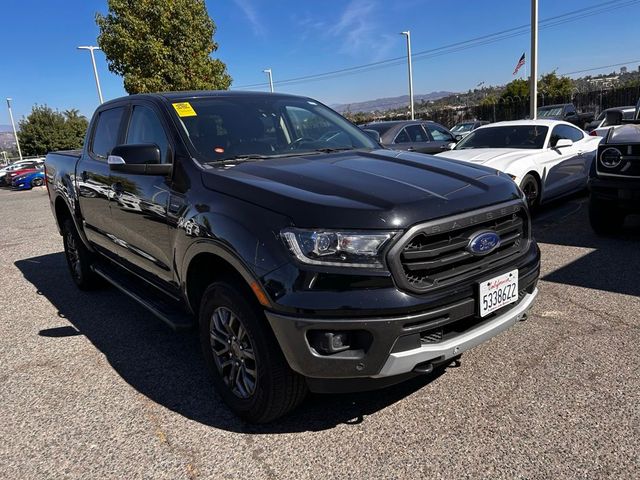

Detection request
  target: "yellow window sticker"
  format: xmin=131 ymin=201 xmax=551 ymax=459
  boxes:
xmin=172 ymin=102 xmax=197 ymax=117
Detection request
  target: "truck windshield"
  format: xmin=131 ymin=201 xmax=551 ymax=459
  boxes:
xmin=455 ymin=125 xmax=548 ymax=150
xmin=170 ymin=96 xmax=378 ymax=162
xmin=451 ymin=123 xmax=475 ymax=133
xmin=537 ymin=107 xmax=563 ymax=117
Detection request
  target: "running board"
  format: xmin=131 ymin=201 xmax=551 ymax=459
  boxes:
xmin=91 ymin=264 xmax=195 ymax=331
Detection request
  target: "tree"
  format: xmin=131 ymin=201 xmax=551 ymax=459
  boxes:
xmin=538 ymin=72 xmax=574 ymax=98
xmin=501 ymin=79 xmax=529 ymax=99
xmin=96 ymin=0 xmax=231 ymax=94
xmin=17 ymin=106 xmax=89 ymax=156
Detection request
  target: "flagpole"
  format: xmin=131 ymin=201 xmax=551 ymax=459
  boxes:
xmin=530 ymin=0 xmax=538 ymax=119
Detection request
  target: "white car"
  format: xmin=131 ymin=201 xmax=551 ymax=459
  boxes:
xmin=435 ymin=120 xmax=601 ymax=207
xmin=588 ymin=106 xmax=636 ymax=137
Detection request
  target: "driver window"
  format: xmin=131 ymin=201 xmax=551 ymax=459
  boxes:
xmin=126 ymin=106 xmax=170 ymax=163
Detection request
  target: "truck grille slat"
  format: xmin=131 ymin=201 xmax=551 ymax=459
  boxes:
xmin=388 ymin=201 xmax=530 ymax=293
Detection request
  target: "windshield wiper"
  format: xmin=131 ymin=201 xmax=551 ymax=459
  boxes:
xmin=308 ymin=147 xmax=355 ymax=153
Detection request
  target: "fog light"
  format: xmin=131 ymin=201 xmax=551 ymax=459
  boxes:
xmin=308 ymin=331 xmax=351 ymax=354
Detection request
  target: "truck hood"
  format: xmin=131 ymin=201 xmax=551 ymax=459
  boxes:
xmin=201 ymin=149 xmax=521 ymax=229
xmin=436 ymin=148 xmax=534 ymax=165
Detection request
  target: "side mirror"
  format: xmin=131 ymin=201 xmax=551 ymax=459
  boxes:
xmin=108 ymin=144 xmax=171 ymax=175
xmin=362 ymin=129 xmax=381 ymax=143
xmin=605 ymin=110 xmax=623 ymax=127
xmin=454 ymin=134 xmax=463 ymax=142
xmin=554 ymin=138 xmax=573 ymax=149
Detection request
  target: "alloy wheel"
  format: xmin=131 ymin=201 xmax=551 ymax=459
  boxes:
xmin=65 ymin=229 xmax=82 ymax=280
xmin=209 ymin=306 xmax=257 ymax=399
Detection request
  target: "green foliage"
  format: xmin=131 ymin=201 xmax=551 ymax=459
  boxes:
xmin=501 ymin=79 xmax=529 ymax=99
xmin=96 ymin=0 xmax=231 ymax=94
xmin=17 ymin=105 xmax=89 ymax=156
xmin=538 ymin=72 xmax=574 ymax=97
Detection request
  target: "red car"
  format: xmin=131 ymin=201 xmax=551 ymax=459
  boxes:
xmin=5 ymin=167 xmax=42 ymax=183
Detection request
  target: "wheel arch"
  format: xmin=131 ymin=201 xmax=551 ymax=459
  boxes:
xmin=182 ymin=242 xmax=272 ymax=318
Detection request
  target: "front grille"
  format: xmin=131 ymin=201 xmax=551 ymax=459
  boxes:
xmin=388 ymin=201 xmax=530 ymax=293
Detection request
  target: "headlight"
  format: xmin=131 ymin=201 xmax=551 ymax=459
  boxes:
xmin=600 ymin=147 xmax=622 ymax=168
xmin=281 ymin=228 xmax=396 ymax=268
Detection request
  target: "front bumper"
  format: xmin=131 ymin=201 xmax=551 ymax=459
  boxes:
xmin=265 ymin=261 xmax=539 ymax=383
xmin=589 ymin=176 xmax=640 ymax=212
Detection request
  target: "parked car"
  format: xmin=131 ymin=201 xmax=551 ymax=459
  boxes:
xmin=5 ymin=166 xmax=43 ymax=185
xmin=450 ymin=120 xmax=490 ymax=140
xmin=11 ymin=170 xmax=45 ymax=190
xmin=588 ymin=100 xmax=640 ymax=233
xmin=0 ymin=159 xmax=44 ymax=185
xmin=45 ymin=91 xmax=540 ymax=423
xmin=361 ymin=120 xmax=458 ymax=154
xmin=436 ymin=120 xmax=601 ymax=208
xmin=587 ymin=106 xmax=636 ymax=137
xmin=537 ymin=103 xmax=594 ymax=130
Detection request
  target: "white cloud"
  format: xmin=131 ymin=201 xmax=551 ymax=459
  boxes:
xmin=233 ymin=0 xmax=265 ymax=36
xmin=327 ymin=0 xmax=395 ymax=60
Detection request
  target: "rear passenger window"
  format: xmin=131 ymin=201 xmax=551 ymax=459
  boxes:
xmin=394 ymin=129 xmax=411 ymax=143
xmin=91 ymin=107 xmax=125 ymax=159
xmin=405 ymin=124 xmax=428 ymax=142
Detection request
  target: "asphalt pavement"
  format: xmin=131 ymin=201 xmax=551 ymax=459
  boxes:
xmin=1 ymin=186 xmax=639 ymax=479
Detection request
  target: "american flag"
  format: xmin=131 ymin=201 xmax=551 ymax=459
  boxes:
xmin=513 ymin=53 xmax=526 ymax=75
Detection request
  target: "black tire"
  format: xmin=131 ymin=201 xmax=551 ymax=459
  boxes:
xmin=199 ymin=281 xmax=307 ymax=423
xmin=62 ymin=218 xmax=100 ymax=290
xmin=31 ymin=177 xmax=44 ymax=187
xmin=589 ymin=196 xmax=624 ymax=235
xmin=520 ymin=173 xmax=541 ymax=210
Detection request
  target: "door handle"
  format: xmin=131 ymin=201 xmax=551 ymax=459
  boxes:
xmin=407 ymin=147 xmax=415 ymax=152
xmin=111 ymin=182 xmax=124 ymax=195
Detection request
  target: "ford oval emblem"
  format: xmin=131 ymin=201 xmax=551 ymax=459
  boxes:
xmin=467 ymin=231 xmax=501 ymax=256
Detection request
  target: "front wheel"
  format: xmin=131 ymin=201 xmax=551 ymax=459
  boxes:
xmin=31 ymin=177 xmax=44 ymax=187
xmin=520 ymin=174 xmax=541 ymax=210
xmin=199 ymin=282 xmax=307 ymax=423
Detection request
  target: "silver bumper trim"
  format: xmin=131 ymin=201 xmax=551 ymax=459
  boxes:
xmin=373 ymin=288 xmax=538 ymax=378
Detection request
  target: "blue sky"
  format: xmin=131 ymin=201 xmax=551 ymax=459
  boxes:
xmin=1 ymin=0 xmax=640 ymax=121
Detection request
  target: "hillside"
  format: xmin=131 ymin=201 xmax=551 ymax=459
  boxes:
xmin=331 ymin=91 xmax=454 ymax=113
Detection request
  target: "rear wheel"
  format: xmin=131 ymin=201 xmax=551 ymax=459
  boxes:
xmin=520 ymin=174 xmax=540 ymax=210
xmin=199 ymin=281 xmax=307 ymax=423
xmin=62 ymin=218 xmax=100 ymax=290
xmin=589 ymin=196 xmax=624 ymax=234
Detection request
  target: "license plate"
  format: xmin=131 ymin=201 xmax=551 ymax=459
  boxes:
xmin=479 ymin=269 xmax=518 ymax=317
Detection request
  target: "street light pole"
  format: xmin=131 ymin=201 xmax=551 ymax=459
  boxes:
xmin=263 ymin=69 xmax=274 ymax=93
xmin=401 ymin=31 xmax=414 ymax=120
xmin=77 ymin=46 xmax=104 ymax=104
xmin=529 ymin=0 xmax=538 ymax=119
xmin=6 ymin=98 xmax=22 ymax=161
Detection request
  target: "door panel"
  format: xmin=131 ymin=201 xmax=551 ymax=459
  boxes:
xmin=543 ymin=125 xmax=586 ymax=200
xmin=107 ymin=104 xmax=174 ymax=286
xmin=77 ymin=106 xmax=125 ymax=250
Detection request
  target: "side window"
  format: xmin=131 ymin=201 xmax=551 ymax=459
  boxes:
xmin=91 ymin=107 xmax=125 ymax=159
xmin=565 ymin=105 xmax=576 ymax=115
xmin=564 ymin=125 xmax=584 ymax=142
xmin=550 ymin=125 xmax=582 ymax=146
xmin=126 ymin=106 xmax=170 ymax=163
xmin=405 ymin=124 xmax=428 ymax=142
xmin=394 ymin=128 xmax=411 ymax=144
xmin=426 ymin=123 xmax=454 ymax=142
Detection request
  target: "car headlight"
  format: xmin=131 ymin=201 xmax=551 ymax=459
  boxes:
xmin=600 ymin=147 xmax=622 ymax=168
xmin=281 ymin=228 xmax=396 ymax=268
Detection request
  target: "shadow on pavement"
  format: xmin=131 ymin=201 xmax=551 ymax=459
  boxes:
xmin=532 ymin=195 xmax=640 ymax=297
xmin=16 ymin=252 xmax=446 ymax=434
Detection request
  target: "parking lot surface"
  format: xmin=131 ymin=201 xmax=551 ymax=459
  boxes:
xmin=1 ymin=187 xmax=639 ymax=479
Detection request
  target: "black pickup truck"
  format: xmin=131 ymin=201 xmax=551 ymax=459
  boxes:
xmin=588 ymin=100 xmax=640 ymax=233
xmin=45 ymin=91 xmax=540 ymax=422
xmin=537 ymin=103 xmax=595 ymax=130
